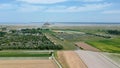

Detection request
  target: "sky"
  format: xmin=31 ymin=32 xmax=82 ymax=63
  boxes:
xmin=0 ymin=0 xmax=120 ymax=23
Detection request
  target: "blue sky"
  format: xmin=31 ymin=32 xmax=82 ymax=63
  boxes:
xmin=0 ymin=0 xmax=120 ymax=23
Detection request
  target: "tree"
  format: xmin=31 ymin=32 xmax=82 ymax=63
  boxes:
xmin=107 ymin=30 xmax=120 ymax=35
xmin=0 ymin=47 xmax=2 ymax=51
xmin=0 ymin=32 xmax=6 ymax=37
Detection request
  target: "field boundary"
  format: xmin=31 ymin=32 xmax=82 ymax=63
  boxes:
xmin=52 ymin=52 xmax=62 ymax=68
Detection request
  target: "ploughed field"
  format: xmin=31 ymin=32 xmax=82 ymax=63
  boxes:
xmin=57 ymin=51 xmax=87 ymax=68
xmin=75 ymin=42 xmax=100 ymax=52
xmin=0 ymin=60 xmax=58 ymax=68
xmin=0 ymin=50 xmax=59 ymax=68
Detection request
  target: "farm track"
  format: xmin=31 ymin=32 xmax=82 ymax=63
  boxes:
xmin=75 ymin=50 xmax=120 ymax=68
xmin=57 ymin=51 xmax=87 ymax=68
xmin=0 ymin=60 xmax=58 ymax=68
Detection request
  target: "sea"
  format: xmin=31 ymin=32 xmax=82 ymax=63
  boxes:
xmin=0 ymin=22 xmax=120 ymax=26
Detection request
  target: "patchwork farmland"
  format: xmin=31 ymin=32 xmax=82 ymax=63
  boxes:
xmin=0 ymin=25 xmax=120 ymax=68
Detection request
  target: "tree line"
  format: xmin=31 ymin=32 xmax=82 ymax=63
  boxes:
xmin=107 ymin=30 xmax=120 ymax=35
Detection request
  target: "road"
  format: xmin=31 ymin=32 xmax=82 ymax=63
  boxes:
xmin=75 ymin=50 xmax=120 ymax=68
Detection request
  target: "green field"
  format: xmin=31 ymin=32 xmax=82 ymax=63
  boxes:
xmin=86 ymin=39 xmax=120 ymax=53
xmin=0 ymin=50 xmax=51 ymax=57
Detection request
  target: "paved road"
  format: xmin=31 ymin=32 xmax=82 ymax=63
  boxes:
xmin=75 ymin=50 xmax=120 ymax=68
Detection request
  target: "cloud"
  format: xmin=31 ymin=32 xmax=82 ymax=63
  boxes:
xmin=0 ymin=1 xmax=112 ymax=13
xmin=82 ymin=0 xmax=103 ymax=2
xmin=75 ymin=0 xmax=103 ymax=2
xmin=15 ymin=2 xmax=112 ymax=12
xmin=102 ymin=10 xmax=120 ymax=14
xmin=46 ymin=3 xmax=112 ymax=12
xmin=17 ymin=4 xmax=45 ymax=12
xmin=0 ymin=4 xmax=16 ymax=10
xmin=0 ymin=3 xmax=43 ymax=12
xmin=16 ymin=0 xmax=104 ymax=5
xmin=17 ymin=0 xmax=67 ymax=4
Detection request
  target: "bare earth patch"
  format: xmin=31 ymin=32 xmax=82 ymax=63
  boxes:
xmin=75 ymin=42 xmax=100 ymax=52
xmin=0 ymin=60 xmax=58 ymax=68
xmin=57 ymin=51 xmax=87 ymax=68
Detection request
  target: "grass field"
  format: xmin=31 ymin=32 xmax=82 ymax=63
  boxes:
xmin=86 ymin=38 xmax=120 ymax=53
xmin=50 ymin=26 xmax=120 ymax=53
xmin=45 ymin=33 xmax=77 ymax=50
xmin=50 ymin=25 xmax=120 ymax=33
xmin=0 ymin=50 xmax=51 ymax=57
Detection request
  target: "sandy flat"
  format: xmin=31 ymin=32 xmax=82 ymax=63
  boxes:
xmin=75 ymin=42 xmax=100 ymax=52
xmin=0 ymin=60 xmax=57 ymax=68
xmin=57 ymin=51 xmax=87 ymax=68
xmin=75 ymin=50 xmax=119 ymax=68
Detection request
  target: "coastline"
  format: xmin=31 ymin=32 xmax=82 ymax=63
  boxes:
xmin=0 ymin=23 xmax=120 ymax=26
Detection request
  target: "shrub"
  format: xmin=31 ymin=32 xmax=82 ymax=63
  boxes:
xmin=0 ymin=47 xmax=2 ymax=51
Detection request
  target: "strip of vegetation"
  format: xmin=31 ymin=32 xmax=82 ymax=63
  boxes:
xmin=107 ymin=30 xmax=120 ymax=35
xmin=0 ymin=51 xmax=50 ymax=57
xmin=86 ymin=33 xmax=111 ymax=38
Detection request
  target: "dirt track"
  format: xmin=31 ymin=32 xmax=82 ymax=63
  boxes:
xmin=57 ymin=51 xmax=87 ymax=68
xmin=0 ymin=60 xmax=57 ymax=68
xmin=75 ymin=50 xmax=119 ymax=68
xmin=75 ymin=42 xmax=100 ymax=51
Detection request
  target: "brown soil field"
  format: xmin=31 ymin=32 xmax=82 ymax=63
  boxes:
xmin=75 ymin=42 xmax=100 ymax=52
xmin=57 ymin=51 xmax=87 ymax=68
xmin=0 ymin=60 xmax=58 ymax=68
